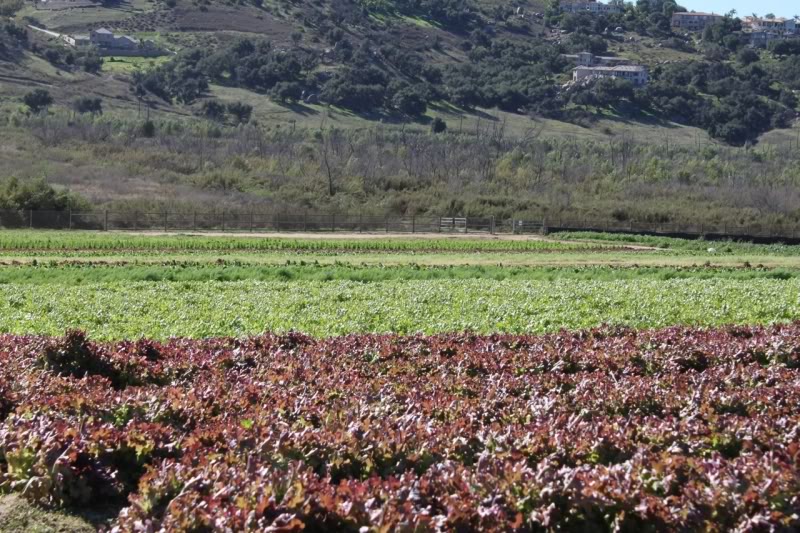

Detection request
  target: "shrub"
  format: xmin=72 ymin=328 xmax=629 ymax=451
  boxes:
xmin=226 ymin=101 xmax=253 ymax=124
xmin=73 ymin=97 xmax=103 ymax=115
xmin=431 ymin=117 xmax=447 ymax=133
xmin=23 ymin=89 xmax=53 ymax=113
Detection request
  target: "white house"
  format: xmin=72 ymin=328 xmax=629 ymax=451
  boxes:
xmin=573 ymin=64 xmax=649 ymax=86
xmin=743 ymin=16 xmax=797 ymax=34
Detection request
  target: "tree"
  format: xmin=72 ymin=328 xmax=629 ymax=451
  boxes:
xmin=0 ymin=0 xmax=23 ymax=17
xmin=270 ymin=81 xmax=303 ymax=104
xmin=737 ymin=48 xmax=759 ymax=65
xmin=593 ymin=77 xmax=634 ymax=107
xmin=200 ymin=100 xmax=226 ymax=121
xmin=23 ymin=89 xmax=53 ymax=113
xmin=140 ymin=120 xmax=156 ymax=138
xmin=431 ymin=117 xmax=447 ymax=133
xmin=226 ymin=102 xmax=253 ymax=124
xmin=392 ymin=86 xmax=427 ymax=117
xmin=770 ymin=39 xmax=800 ymax=56
xmin=73 ymin=97 xmax=103 ymax=115
xmin=0 ymin=177 xmax=88 ymax=211
xmin=80 ymin=51 xmax=103 ymax=74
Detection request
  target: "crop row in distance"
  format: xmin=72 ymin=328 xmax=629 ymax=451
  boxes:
xmin=2 ymin=230 xmax=799 ymax=256
xmin=553 ymin=231 xmax=800 ymax=256
xmin=0 ymin=263 xmax=796 ymax=285
xmin=0 ymin=325 xmax=798 ymax=530
xmin=0 ymin=279 xmax=798 ymax=339
xmin=0 ymin=232 xmax=600 ymax=253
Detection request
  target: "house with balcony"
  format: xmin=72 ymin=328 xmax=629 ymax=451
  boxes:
xmin=743 ymin=16 xmax=797 ymax=34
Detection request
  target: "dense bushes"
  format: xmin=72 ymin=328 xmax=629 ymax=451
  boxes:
xmin=0 ymin=177 xmax=89 ymax=211
xmin=0 ymin=22 xmax=26 ymax=59
xmin=643 ymin=60 xmax=796 ymax=145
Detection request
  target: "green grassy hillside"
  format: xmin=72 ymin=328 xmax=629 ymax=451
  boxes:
xmin=6 ymin=0 xmax=789 ymax=143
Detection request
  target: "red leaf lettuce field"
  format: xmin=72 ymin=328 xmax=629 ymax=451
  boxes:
xmin=0 ymin=325 xmax=799 ymax=531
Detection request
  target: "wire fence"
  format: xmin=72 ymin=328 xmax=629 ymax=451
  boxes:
xmin=1 ymin=209 xmax=800 ymax=242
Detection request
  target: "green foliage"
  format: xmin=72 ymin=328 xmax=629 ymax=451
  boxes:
xmin=0 ymin=0 xmax=22 ymax=17
xmin=0 ymin=177 xmax=89 ymax=211
xmin=643 ymin=59 xmax=795 ymax=144
xmin=737 ymin=48 xmax=759 ymax=65
xmin=226 ymin=102 xmax=252 ymax=124
xmin=392 ymin=85 xmax=428 ymax=117
xmin=770 ymin=39 xmax=800 ymax=56
xmin=270 ymin=81 xmax=303 ymax=104
xmin=702 ymin=16 xmax=742 ymax=48
xmin=140 ymin=120 xmax=156 ymax=138
xmin=200 ymin=100 xmax=226 ymax=121
xmin=132 ymin=50 xmax=209 ymax=104
xmin=0 ymin=232 xmax=591 ymax=253
xmin=22 ymin=89 xmax=52 ymax=113
xmin=1 ymin=263 xmax=798 ymax=285
xmin=73 ymin=97 xmax=103 ymax=116
xmin=0 ymin=278 xmax=797 ymax=339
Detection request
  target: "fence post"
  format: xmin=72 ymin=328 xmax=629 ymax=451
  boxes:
xmin=68 ymin=209 xmax=73 ymax=230
xmin=250 ymin=212 xmax=254 ymax=233
xmin=385 ymin=216 xmax=389 ymax=233
xmin=412 ymin=215 xmax=416 ymax=234
xmin=221 ymin=211 xmax=225 ymax=232
xmin=303 ymin=212 xmax=307 ymax=232
xmin=465 ymin=218 xmax=469 ymax=234
xmin=490 ymin=216 xmax=495 ymax=235
xmin=359 ymin=214 xmax=363 ymax=233
xmin=331 ymin=213 xmax=335 ymax=232
xmin=193 ymin=212 xmax=197 ymax=232
xmin=104 ymin=210 xmax=109 ymax=232
xmin=29 ymin=209 xmax=33 ymax=229
xmin=163 ymin=212 xmax=167 ymax=232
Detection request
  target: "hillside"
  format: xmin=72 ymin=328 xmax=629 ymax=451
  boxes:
xmin=1 ymin=0 xmax=800 ymax=226
xmin=3 ymin=0 xmax=796 ymax=142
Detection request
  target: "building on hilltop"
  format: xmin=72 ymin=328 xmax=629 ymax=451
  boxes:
xmin=62 ymin=28 xmax=165 ymax=56
xmin=742 ymin=16 xmax=797 ymax=34
xmin=573 ymin=65 xmax=649 ymax=86
xmin=560 ymin=0 xmax=620 ymax=15
xmin=671 ymin=12 xmax=724 ymax=31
